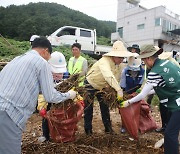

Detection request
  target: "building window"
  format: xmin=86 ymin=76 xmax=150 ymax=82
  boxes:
xmin=118 ymin=27 xmax=123 ymax=38
xmin=137 ymin=24 xmax=145 ymax=30
xmin=155 ymin=18 xmax=161 ymax=26
xmin=80 ymin=30 xmax=91 ymax=37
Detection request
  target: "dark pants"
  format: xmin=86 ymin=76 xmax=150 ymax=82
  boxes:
xmin=42 ymin=103 xmax=51 ymax=140
xmin=164 ymin=110 xmax=180 ymax=154
xmin=159 ymin=103 xmax=171 ymax=128
xmin=147 ymin=94 xmax=171 ymax=129
xmin=84 ymin=80 xmax=111 ymax=131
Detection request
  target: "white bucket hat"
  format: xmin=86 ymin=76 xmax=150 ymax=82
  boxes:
xmin=48 ymin=51 xmax=67 ymax=73
xmin=127 ymin=53 xmax=141 ymax=71
xmin=138 ymin=45 xmax=163 ymax=59
xmin=103 ymin=41 xmax=133 ymax=58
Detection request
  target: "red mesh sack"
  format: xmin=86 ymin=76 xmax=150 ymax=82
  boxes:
xmin=139 ymin=100 xmax=157 ymax=134
xmin=119 ymin=102 xmax=141 ymax=140
xmin=46 ymin=102 xmax=84 ymax=143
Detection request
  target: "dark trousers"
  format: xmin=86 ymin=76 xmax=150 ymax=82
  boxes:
xmin=42 ymin=103 xmax=51 ymax=140
xmin=84 ymin=81 xmax=111 ymax=131
xmin=164 ymin=110 xmax=180 ymax=154
xmin=147 ymin=94 xmax=171 ymax=128
xmin=159 ymin=103 xmax=171 ymax=128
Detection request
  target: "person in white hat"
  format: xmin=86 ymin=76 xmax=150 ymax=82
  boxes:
xmin=29 ymin=35 xmax=40 ymax=46
xmin=120 ymin=44 xmax=180 ymax=154
xmin=37 ymin=51 xmax=69 ymax=142
xmin=120 ymin=53 xmax=144 ymax=133
xmin=84 ymin=40 xmax=133 ymax=135
xmin=159 ymin=51 xmax=179 ymax=67
xmin=120 ymin=53 xmax=144 ymax=94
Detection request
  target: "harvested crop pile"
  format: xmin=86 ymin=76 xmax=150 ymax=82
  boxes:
xmin=99 ymin=87 xmax=132 ymax=109
xmin=22 ymin=125 xmax=164 ymax=154
xmin=52 ymin=73 xmax=88 ymax=109
xmin=22 ymin=102 xmax=164 ymax=154
xmin=44 ymin=73 xmax=87 ymax=143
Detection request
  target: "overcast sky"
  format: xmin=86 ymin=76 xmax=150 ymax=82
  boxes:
xmin=0 ymin=0 xmax=179 ymax=21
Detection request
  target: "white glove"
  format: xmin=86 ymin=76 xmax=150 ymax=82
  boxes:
xmin=68 ymin=90 xmax=77 ymax=100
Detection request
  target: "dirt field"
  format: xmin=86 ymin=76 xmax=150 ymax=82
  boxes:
xmin=22 ymin=103 xmax=164 ymax=154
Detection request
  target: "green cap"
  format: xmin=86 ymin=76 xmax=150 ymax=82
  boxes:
xmin=138 ymin=45 xmax=163 ymax=59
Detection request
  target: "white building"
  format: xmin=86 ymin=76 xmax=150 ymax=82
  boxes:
xmin=111 ymin=0 xmax=180 ymax=52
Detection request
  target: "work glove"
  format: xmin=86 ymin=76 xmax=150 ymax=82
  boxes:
xmin=119 ymin=100 xmax=130 ymax=108
xmin=74 ymin=94 xmax=85 ymax=107
xmin=39 ymin=108 xmax=47 ymax=118
xmin=117 ymin=90 xmax=123 ymax=101
xmin=37 ymin=101 xmax=48 ymax=111
xmin=68 ymin=89 xmax=77 ymax=100
xmin=135 ymin=88 xmax=141 ymax=94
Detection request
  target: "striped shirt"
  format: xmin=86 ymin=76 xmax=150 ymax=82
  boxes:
xmin=0 ymin=50 xmax=70 ymax=130
xmin=146 ymin=72 xmax=165 ymax=87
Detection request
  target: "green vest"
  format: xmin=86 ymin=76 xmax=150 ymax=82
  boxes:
xmin=150 ymin=59 xmax=180 ymax=112
xmin=68 ymin=56 xmax=85 ymax=86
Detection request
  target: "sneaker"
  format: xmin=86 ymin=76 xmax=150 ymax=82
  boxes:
xmin=38 ymin=136 xmax=46 ymax=143
xmin=120 ymin=127 xmax=126 ymax=133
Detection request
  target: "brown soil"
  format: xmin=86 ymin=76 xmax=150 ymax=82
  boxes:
xmin=22 ymin=103 xmax=164 ymax=154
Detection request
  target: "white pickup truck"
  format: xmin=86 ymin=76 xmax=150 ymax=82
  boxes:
xmin=47 ymin=26 xmax=112 ymax=58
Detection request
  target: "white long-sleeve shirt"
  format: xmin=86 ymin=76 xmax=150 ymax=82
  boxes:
xmin=129 ymin=71 xmax=165 ymax=104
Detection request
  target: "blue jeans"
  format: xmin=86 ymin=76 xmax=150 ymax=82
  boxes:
xmin=84 ymin=80 xmax=111 ymax=131
xmin=164 ymin=110 xmax=180 ymax=154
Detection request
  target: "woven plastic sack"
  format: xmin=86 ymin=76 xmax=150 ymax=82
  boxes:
xmin=119 ymin=102 xmax=141 ymax=140
xmin=46 ymin=102 xmax=84 ymax=142
xmin=139 ymin=100 xmax=157 ymax=133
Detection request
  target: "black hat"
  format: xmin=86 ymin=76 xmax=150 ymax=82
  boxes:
xmin=127 ymin=44 xmax=140 ymax=53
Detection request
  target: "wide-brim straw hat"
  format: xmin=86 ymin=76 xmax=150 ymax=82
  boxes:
xmin=103 ymin=41 xmax=133 ymax=58
xmin=158 ymin=52 xmax=172 ymax=59
xmin=138 ymin=45 xmax=163 ymax=59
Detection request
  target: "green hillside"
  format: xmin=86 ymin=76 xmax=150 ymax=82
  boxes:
xmin=0 ymin=2 xmax=116 ymax=41
xmin=0 ymin=37 xmax=95 ymax=65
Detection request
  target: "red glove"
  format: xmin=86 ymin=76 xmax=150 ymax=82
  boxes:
xmin=39 ymin=108 xmax=47 ymax=117
xmin=79 ymin=100 xmax=85 ymax=108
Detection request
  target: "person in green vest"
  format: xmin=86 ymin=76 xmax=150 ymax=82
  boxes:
xmin=68 ymin=43 xmax=88 ymax=86
xmin=120 ymin=45 xmax=180 ymax=154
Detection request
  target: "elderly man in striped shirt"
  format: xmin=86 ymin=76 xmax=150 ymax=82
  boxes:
xmin=0 ymin=37 xmax=76 ymax=154
xmin=120 ymin=45 xmax=180 ymax=154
